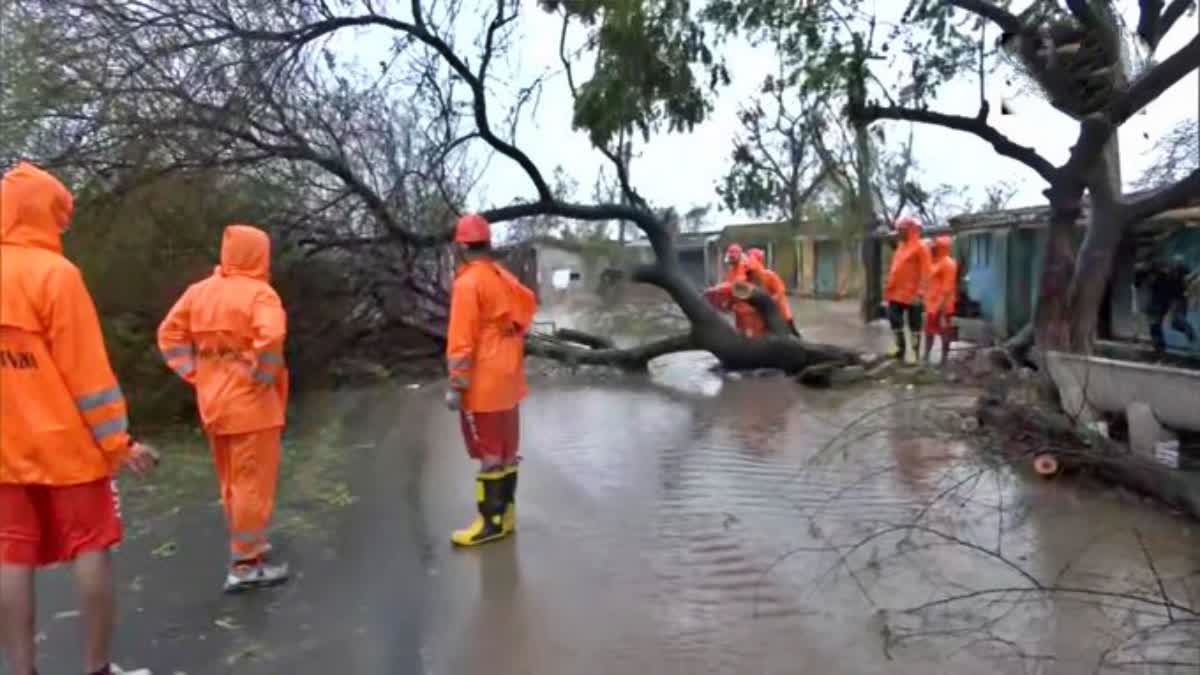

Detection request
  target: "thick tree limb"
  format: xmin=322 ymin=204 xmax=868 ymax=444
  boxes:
xmin=1124 ymin=167 xmax=1200 ymax=223
xmin=525 ymin=332 xmax=696 ymax=371
xmin=1138 ymin=0 xmax=1197 ymax=51
xmin=945 ymin=0 xmax=1024 ymax=35
xmin=1109 ymin=31 xmax=1200 ymax=126
xmin=977 ymin=398 xmax=1200 ymax=520
xmin=554 ymin=328 xmax=615 ymax=349
xmin=854 ymin=102 xmax=1058 ymax=183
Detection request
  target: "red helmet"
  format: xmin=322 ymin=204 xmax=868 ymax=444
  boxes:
xmin=894 ymin=215 xmax=922 ymax=233
xmin=725 ymin=243 xmax=743 ymax=261
xmin=454 ymin=213 xmax=491 ymax=244
xmin=748 ymin=248 xmax=766 ymax=264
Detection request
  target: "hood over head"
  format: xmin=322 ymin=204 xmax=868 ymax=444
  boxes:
xmin=894 ymin=215 xmax=922 ymax=243
xmin=0 ymin=162 xmax=74 ymax=252
xmin=219 ymin=224 xmax=271 ymax=281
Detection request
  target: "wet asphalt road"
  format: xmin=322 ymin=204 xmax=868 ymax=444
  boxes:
xmin=29 ymin=300 xmax=1200 ymax=675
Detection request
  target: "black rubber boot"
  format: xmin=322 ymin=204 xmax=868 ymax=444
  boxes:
xmin=451 ymin=470 xmax=508 ymax=547
xmin=502 ymin=466 xmax=518 ymax=534
xmin=893 ymin=331 xmax=907 ymax=360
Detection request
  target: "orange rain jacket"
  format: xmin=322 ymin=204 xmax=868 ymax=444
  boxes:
xmin=724 ymin=258 xmax=747 ymax=285
xmin=158 ymin=225 xmax=289 ymax=436
xmin=722 ymin=258 xmax=766 ymax=336
xmin=446 ymin=259 xmax=537 ymax=413
xmin=884 ymin=224 xmax=933 ymax=306
xmin=749 ymin=260 xmax=793 ymax=322
xmin=925 ymin=238 xmax=959 ymax=316
xmin=1 ymin=163 xmax=133 ymax=485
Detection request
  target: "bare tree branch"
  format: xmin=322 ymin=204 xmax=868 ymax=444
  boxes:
xmin=853 ymin=101 xmax=1058 ymax=183
xmin=1124 ymin=166 xmax=1200 ymax=222
xmin=945 ymin=0 xmax=1024 ymax=35
xmin=1109 ymin=31 xmax=1200 ymax=125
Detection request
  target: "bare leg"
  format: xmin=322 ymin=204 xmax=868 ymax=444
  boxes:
xmin=922 ymin=333 xmax=934 ymax=363
xmin=940 ymin=335 xmax=951 ymax=367
xmin=0 ymin=563 xmax=36 ymax=675
xmin=72 ymin=550 xmax=115 ymax=673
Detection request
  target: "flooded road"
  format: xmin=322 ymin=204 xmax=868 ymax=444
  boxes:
xmin=30 ymin=300 xmax=1200 ymax=674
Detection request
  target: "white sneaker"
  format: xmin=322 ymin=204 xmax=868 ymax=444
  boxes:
xmin=223 ymin=560 xmax=290 ymax=593
xmin=111 ymin=665 xmax=153 ymax=675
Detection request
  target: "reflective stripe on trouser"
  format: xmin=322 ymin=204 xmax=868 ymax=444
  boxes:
xmin=459 ymin=407 xmax=520 ymax=467
xmin=208 ymin=427 xmax=283 ymax=560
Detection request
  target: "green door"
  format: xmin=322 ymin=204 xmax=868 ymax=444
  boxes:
xmin=815 ymin=241 xmax=839 ymax=297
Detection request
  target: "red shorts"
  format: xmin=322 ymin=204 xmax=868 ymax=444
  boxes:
xmin=924 ymin=310 xmax=956 ymax=338
xmin=0 ymin=479 xmax=123 ymax=566
xmin=459 ymin=407 xmax=520 ymax=465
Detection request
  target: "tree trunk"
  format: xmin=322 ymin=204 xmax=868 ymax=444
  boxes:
xmin=856 ymin=120 xmax=882 ymax=324
xmin=1064 ymin=146 xmax=1125 ymax=350
xmin=1033 ymin=197 xmax=1083 ymax=351
xmin=977 ymin=396 xmax=1200 ymax=520
xmin=849 ymin=51 xmax=882 ymax=325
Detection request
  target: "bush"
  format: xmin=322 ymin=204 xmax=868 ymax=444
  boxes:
xmin=63 ymin=170 xmax=362 ymax=426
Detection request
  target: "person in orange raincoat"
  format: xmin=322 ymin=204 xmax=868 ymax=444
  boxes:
xmin=719 ymin=243 xmax=768 ymax=337
xmin=702 ymin=244 xmax=743 ymax=315
xmin=1 ymin=162 xmax=158 ymax=675
xmin=158 ymin=224 xmax=290 ymax=593
xmin=923 ymin=236 xmax=959 ymax=366
xmin=884 ymin=216 xmax=933 ymax=361
xmin=444 ymin=213 xmax=537 ymax=547
xmin=748 ymin=247 xmax=799 ymax=336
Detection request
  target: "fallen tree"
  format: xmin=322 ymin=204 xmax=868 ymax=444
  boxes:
xmin=24 ymin=0 xmax=872 ymax=379
xmin=976 ymin=390 xmax=1200 ymax=520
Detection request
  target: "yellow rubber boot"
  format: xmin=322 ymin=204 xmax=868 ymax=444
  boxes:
xmin=451 ymin=470 xmax=508 ymax=547
xmin=501 ymin=466 xmax=518 ymax=534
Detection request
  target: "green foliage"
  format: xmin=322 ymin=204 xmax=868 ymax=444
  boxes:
xmin=549 ymin=0 xmax=731 ymax=147
xmin=62 ymin=170 xmax=359 ymax=426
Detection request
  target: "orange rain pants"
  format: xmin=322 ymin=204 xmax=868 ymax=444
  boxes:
xmin=209 ymin=428 xmax=282 ymax=560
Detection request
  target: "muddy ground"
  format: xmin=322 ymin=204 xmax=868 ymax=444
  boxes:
xmin=29 ymin=300 xmax=1200 ymax=675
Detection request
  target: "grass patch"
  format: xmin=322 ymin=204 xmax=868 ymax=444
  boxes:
xmin=120 ymin=402 xmax=360 ymax=544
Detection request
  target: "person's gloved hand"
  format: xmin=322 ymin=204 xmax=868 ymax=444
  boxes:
xmin=444 ymin=388 xmax=462 ymax=412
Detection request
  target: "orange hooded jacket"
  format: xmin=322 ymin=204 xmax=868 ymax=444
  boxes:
xmin=158 ymin=225 xmax=289 ymax=436
xmin=1 ymin=163 xmax=133 ymax=485
xmin=746 ymin=255 xmax=793 ymax=322
xmin=725 ymin=260 xmax=746 ymax=285
xmin=925 ymin=237 xmax=959 ymax=316
xmin=722 ymin=256 xmax=768 ymax=336
xmin=446 ymin=259 xmax=537 ymax=413
xmin=885 ymin=223 xmax=933 ymax=305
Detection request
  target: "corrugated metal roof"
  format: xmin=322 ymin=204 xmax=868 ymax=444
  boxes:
xmin=947 ymin=188 xmax=1199 ymax=233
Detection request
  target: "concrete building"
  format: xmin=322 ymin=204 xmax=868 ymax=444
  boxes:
xmin=626 ymin=229 xmax=723 ymax=289
xmin=948 ymin=196 xmax=1200 ymax=352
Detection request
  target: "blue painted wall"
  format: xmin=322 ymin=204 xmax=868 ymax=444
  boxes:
xmin=815 ymin=240 xmax=839 ymax=297
xmin=961 ymin=231 xmax=1002 ymax=329
xmin=955 ymin=219 xmax=1197 ymax=349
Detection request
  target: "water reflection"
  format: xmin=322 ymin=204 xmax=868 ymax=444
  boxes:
xmin=410 ymin=303 xmax=1200 ymax=674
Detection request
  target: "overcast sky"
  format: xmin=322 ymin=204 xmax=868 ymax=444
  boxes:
xmin=345 ymin=1 xmax=1198 ymax=227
